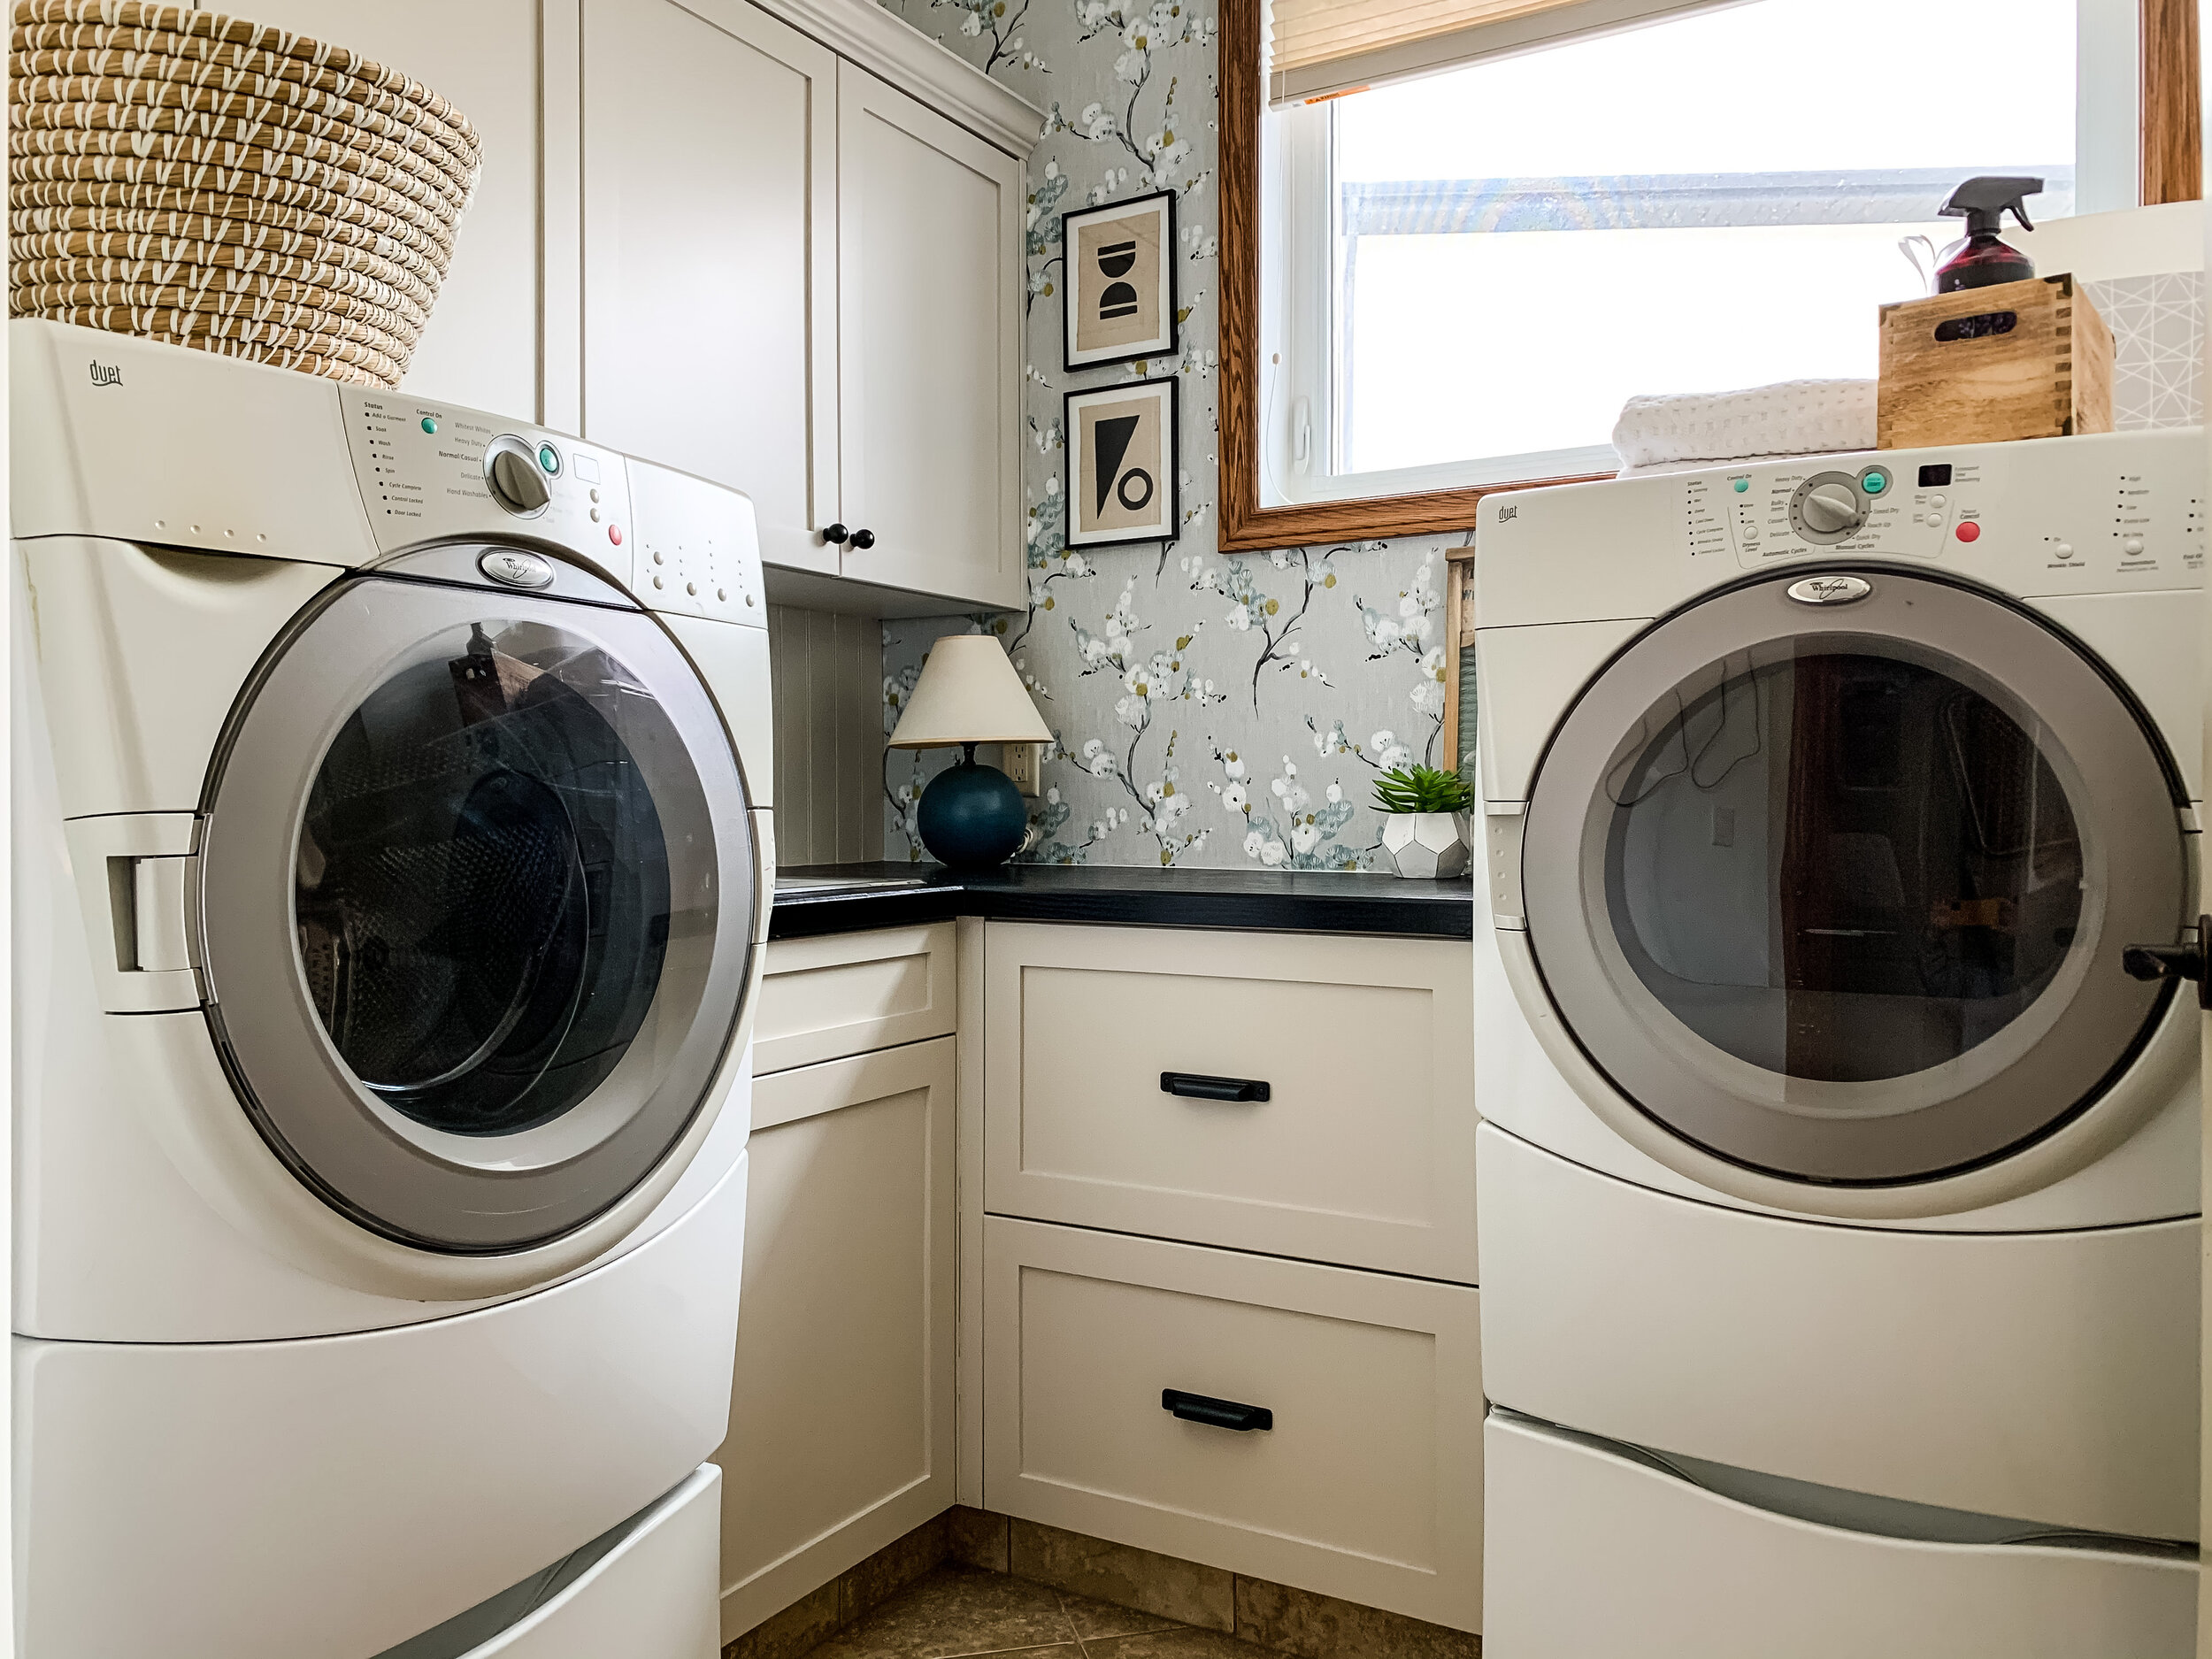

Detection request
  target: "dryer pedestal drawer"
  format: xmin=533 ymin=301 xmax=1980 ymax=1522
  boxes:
xmin=982 ymin=922 xmax=1477 ymax=1279
xmin=1478 ymin=1124 xmax=2200 ymax=1540
xmin=981 ymin=1217 xmax=1482 ymax=1632
xmin=1483 ymin=1414 xmax=2195 ymax=1659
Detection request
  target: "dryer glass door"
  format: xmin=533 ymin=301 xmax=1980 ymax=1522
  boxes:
xmin=1521 ymin=570 xmax=2186 ymax=1184
xmin=199 ymin=573 xmax=757 ymax=1252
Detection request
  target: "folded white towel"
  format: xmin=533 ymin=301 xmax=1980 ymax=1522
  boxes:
xmin=1611 ymin=379 xmax=1877 ymax=477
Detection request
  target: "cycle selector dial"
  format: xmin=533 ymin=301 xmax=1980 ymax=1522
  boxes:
xmin=1789 ymin=472 xmax=1868 ymax=543
xmin=484 ymin=434 xmax=552 ymax=516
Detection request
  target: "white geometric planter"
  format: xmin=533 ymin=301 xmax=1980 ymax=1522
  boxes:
xmin=1380 ymin=810 xmax=1471 ymax=879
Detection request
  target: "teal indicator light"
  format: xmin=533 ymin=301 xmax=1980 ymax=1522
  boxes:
xmin=538 ymin=443 xmax=561 ymax=474
xmin=1862 ymin=470 xmax=1888 ymax=494
xmin=1732 ymin=478 xmax=1749 ymax=492
xmin=420 ymin=416 xmax=438 ymax=434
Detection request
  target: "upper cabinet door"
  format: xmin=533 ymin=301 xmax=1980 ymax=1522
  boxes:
xmin=582 ymin=0 xmax=840 ymax=575
xmin=835 ymin=65 xmax=1024 ymax=611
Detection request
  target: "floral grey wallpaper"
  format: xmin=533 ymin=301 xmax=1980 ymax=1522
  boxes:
xmin=874 ymin=0 xmax=1467 ymax=868
xmin=870 ymin=0 xmax=2209 ymax=868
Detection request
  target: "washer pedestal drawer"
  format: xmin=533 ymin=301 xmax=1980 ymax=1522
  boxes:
xmin=408 ymin=1464 xmax=721 ymax=1658
xmin=982 ymin=1216 xmax=1482 ymax=1632
xmin=1483 ymin=1414 xmax=2195 ymax=1659
xmin=13 ymin=1165 xmax=746 ymax=1659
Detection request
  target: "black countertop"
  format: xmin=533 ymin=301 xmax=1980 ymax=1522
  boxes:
xmin=769 ymin=862 xmax=1477 ymax=941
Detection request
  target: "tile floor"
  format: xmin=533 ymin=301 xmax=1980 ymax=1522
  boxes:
xmin=808 ymin=1563 xmax=1251 ymax=1659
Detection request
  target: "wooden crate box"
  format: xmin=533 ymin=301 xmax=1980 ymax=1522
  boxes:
xmin=1877 ymin=273 xmax=2113 ymax=449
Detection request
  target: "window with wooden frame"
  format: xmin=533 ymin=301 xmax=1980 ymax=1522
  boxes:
xmin=1218 ymin=0 xmax=2201 ymax=556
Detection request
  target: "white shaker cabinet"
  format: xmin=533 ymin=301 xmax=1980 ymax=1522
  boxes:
xmin=580 ymin=0 xmax=1031 ymax=609
xmin=834 ymin=65 xmax=1025 ymax=610
xmin=581 ymin=0 xmax=841 ymax=577
xmin=715 ymin=926 xmax=960 ymax=1642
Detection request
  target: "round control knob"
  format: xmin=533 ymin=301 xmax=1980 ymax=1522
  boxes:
xmin=484 ymin=435 xmax=551 ymax=516
xmin=1800 ymin=483 xmax=1863 ymax=534
xmin=1787 ymin=472 xmax=1869 ymax=543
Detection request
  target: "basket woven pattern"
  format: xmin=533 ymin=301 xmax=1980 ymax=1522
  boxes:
xmin=9 ymin=0 xmax=480 ymax=386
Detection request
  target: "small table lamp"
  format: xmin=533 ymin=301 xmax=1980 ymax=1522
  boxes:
xmin=888 ymin=635 xmax=1054 ymax=869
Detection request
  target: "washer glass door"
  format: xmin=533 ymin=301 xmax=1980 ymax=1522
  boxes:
xmin=1520 ymin=571 xmax=2186 ymax=1184
xmin=200 ymin=572 xmax=757 ymax=1252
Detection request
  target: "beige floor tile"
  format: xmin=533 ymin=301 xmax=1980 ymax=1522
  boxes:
xmin=948 ymin=1506 xmax=1013 ymax=1574
xmin=1010 ymin=1519 xmax=1234 ymax=1632
xmin=723 ymin=1579 xmax=841 ymax=1659
xmin=815 ymin=1565 xmax=1081 ymax=1659
xmin=1233 ymin=1576 xmax=1479 ymax=1659
xmin=841 ymin=1514 xmax=954 ymax=1624
xmin=1056 ymin=1589 xmax=1182 ymax=1643
xmin=1078 ymin=1628 xmax=1255 ymax=1659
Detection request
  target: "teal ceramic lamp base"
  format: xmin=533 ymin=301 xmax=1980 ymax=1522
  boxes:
xmin=918 ymin=744 xmax=1028 ymax=869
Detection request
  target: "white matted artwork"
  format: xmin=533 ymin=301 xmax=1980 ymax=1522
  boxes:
xmin=1065 ymin=377 xmax=1179 ymax=549
xmin=1063 ymin=189 xmax=1179 ymax=370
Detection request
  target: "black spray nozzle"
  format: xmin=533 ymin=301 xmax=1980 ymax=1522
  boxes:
xmin=1940 ymin=175 xmax=2043 ymax=236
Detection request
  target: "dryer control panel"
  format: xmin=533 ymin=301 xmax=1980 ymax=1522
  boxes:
xmin=1705 ymin=432 xmax=2207 ymax=581
xmin=338 ymin=388 xmax=637 ymax=580
xmin=1477 ymin=427 xmax=2204 ymax=635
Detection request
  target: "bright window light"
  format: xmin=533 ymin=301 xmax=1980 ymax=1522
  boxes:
xmin=1278 ymin=0 xmax=2078 ymax=488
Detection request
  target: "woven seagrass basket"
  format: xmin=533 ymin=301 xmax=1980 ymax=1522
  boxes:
xmin=8 ymin=0 xmax=481 ymax=387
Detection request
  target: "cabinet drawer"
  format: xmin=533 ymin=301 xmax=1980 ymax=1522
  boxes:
xmin=982 ymin=923 xmax=1476 ymax=1279
xmin=982 ymin=1217 xmax=1482 ymax=1632
xmin=755 ymin=923 xmax=955 ymax=1074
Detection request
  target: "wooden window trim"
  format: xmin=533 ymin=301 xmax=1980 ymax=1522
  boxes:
xmin=2142 ymin=0 xmax=2201 ymax=205
xmin=1219 ymin=0 xmax=2203 ymax=555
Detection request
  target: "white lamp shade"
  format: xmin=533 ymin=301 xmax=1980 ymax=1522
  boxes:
xmin=887 ymin=634 xmax=1054 ymax=749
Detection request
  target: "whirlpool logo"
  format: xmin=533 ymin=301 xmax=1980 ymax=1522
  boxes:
xmin=1786 ymin=574 xmax=1873 ymax=606
xmin=88 ymin=359 xmax=122 ymax=388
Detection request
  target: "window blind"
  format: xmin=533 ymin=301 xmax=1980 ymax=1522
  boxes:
xmin=1266 ymin=0 xmax=1736 ymax=107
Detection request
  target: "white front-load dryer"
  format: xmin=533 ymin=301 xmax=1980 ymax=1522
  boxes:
xmin=10 ymin=319 xmax=777 ymax=1659
xmin=1470 ymin=430 xmax=2202 ymax=1656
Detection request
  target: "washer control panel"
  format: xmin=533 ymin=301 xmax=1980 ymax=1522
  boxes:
xmin=338 ymin=388 xmax=635 ymax=575
xmin=628 ymin=457 xmax=765 ymax=628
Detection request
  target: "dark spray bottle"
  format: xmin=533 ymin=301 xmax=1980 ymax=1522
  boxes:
xmin=1932 ymin=175 xmax=2043 ymax=292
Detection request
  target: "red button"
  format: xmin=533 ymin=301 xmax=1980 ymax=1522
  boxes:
xmin=1955 ymin=521 xmax=1979 ymax=542
xmin=608 ymin=525 xmax=624 ymax=545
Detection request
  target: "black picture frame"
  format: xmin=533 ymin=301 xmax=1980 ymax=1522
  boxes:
xmin=1064 ymin=375 xmax=1181 ymax=549
xmin=1061 ymin=188 xmax=1180 ymax=373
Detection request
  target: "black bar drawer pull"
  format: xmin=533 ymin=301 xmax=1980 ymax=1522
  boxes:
xmin=1162 ymin=1389 xmax=1273 ymax=1432
xmin=1161 ymin=1071 xmax=1271 ymax=1102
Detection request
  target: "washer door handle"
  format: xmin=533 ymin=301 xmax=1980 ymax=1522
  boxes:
xmin=2122 ymin=914 xmax=2211 ymax=1007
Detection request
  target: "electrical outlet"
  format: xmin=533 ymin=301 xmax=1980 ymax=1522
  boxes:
xmin=1005 ymin=741 xmax=1045 ymax=797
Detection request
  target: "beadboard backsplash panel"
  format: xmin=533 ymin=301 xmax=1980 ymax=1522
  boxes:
xmin=769 ymin=605 xmax=887 ymax=866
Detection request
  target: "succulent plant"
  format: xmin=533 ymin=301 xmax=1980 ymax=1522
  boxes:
xmin=1371 ymin=764 xmax=1475 ymax=815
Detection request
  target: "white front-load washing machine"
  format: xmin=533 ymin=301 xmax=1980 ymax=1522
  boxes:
xmin=1471 ymin=429 xmax=2203 ymax=1656
xmin=10 ymin=319 xmax=776 ymax=1659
